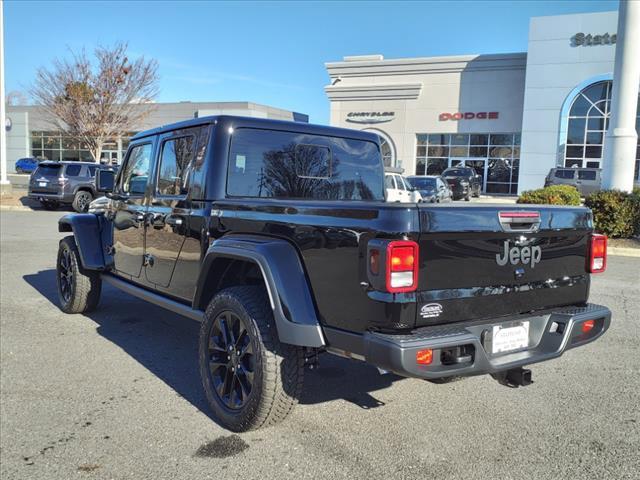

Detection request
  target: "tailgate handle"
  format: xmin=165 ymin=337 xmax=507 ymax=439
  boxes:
xmin=498 ymin=211 xmax=541 ymax=233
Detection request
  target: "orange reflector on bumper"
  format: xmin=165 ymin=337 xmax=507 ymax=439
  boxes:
xmin=416 ymin=349 xmax=433 ymax=365
xmin=582 ymin=320 xmax=596 ymax=333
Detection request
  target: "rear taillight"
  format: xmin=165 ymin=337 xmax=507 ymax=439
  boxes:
xmin=386 ymin=240 xmax=418 ymax=293
xmin=588 ymin=234 xmax=607 ymax=273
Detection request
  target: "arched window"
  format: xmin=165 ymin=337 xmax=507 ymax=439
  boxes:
xmin=380 ymin=136 xmax=393 ymax=168
xmin=565 ymin=80 xmax=640 ymax=174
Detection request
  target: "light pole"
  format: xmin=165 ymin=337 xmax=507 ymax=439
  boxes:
xmin=602 ymin=0 xmax=640 ymax=192
xmin=0 ymin=0 xmax=10 ymax=192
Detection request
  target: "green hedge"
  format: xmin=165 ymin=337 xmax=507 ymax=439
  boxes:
xmin=584 ymin=189 xmax=640 ymax=238
xmin=517 ymin=185 xmax=581 ymax=206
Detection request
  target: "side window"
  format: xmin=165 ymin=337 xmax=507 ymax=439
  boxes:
xmin=555 ymin=169 xmax=574 ymax=179
xmin=578 ymin=170 xmax=597 ymax=181
xmin=120 ymin=143 xmax=153 ymax=195
xmin=88 ymin=166 xmax=97 ymax=177
xmin=157 ymin=136 xmax=195 ymax=196
xmin=385 ymin=175 xmax=395 ymax=189
xmin=65 ymin=164 xmax=81 ymax=177
xmin=226 ymin=128 xmax=384 ymax=200
xmin=397 ymin=176 xmax=407 ymax=191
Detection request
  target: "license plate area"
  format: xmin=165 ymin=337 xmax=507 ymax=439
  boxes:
xmin=38 ymin=182 xmax=47 ymax=187
xmin=484 ymin=321 xmax=530 ymax=355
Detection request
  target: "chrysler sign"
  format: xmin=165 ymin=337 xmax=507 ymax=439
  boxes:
xmin=439 ymin=111 xmax=499 ymax=121
xmin=346 ymin=111 xmax=395 ymax=124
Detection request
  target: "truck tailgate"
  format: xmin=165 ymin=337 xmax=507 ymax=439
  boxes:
xmin=416 ymin=204 xmax=592 ymax=327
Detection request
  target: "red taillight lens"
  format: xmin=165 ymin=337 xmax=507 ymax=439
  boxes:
xmin=416 ymin=349 xmax=433 ymax=365
xmin=386 ymin=240 xmax=418 ymax=293
xmin=582 ymin=319 xmax=596 ymax=333
xmin=589 ymin=234 xmax=607 ymax=273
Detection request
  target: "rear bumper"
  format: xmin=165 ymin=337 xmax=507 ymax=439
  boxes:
xmin=361 ymin=303 xmax=610 ymax=379
xmin=28 ymin=190 xmax=72 ymax=203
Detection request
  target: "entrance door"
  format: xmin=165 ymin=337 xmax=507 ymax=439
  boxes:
xmin=144 ymin=133 xmax=195 ymax=289
xmin=112 ymin=141 xmax=155 ymax=279
xmin=450 ymin=158 xmax=487 ymax=192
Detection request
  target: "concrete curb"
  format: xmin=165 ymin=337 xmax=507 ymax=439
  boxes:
xmin=608 ymin=247 xmax=640 ymax=257
xmin=0 ymin=205 xmax=34 ymax=212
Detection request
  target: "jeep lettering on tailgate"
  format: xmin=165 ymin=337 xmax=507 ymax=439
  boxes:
xmin=496 ymin=240 xmax=542 ymax=268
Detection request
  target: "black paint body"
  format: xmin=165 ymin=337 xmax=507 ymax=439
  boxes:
xmin=60 ymin=115 xmax=597 ymax=343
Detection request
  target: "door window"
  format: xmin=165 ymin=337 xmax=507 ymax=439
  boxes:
xmin=120 ymin=143 xmax=153 ymax=195
xmin=578 ymin=170 xmax=597 ymax=181
xmin=396 ymin=176 xmax=407 ymax=191
xmin=385 ymin=175 xmax=395 ymax=189
xmin=157 ymin=136 xmax=195 ymax=196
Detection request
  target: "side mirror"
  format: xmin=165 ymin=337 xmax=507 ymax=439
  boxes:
xmin=96 ymin=169 xmax=115 ymax=193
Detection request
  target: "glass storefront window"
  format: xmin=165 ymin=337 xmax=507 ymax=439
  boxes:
xmin=415 ymin=132 xmax=520 ymax=194
xmin=30 ymin=131 xmax=136 ymax=163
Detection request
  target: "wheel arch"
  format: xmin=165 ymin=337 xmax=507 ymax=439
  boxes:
xmin=58 ymin=214 xmax=111 ymax=270
xmin=194 ymin=234 xmax=325 ymax=348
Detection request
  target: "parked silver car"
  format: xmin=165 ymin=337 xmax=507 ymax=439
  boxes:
xmin=544 ymin=167 xmax=602 ymax=196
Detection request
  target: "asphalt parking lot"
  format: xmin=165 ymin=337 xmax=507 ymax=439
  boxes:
xmin=1 ymin=210 xmax=639 ymax=480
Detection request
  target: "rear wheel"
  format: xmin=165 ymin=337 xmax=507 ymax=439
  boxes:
xmin=72 ymin=190 xmax=93 ymax=213
xmin=199 ymin=286 xmax=304 ymax=432
xmin=56 ymin=236 xmax=101 ymax=313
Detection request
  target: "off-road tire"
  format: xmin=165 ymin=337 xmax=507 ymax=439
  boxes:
xmin=40 ymin=200 xmax=59 ymax=210
xmin=56 ymin=236 xmax=101 ymax=314
xmin=72 ymin=190 xmax=93 ymax=213
xmin=199 ymin=286 xmax=304 ymax=432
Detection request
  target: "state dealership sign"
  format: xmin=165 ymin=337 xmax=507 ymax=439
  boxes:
xmin=439 ymin=111 xmax=499 ymax=121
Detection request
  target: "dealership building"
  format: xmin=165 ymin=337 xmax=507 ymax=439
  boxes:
xmin=4 ymin=102 xmax=308 ymax=172
xmin=325 ymin=10 xmax=640 ymax=194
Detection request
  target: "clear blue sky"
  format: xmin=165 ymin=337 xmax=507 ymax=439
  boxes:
xmin=4 ymin=0 xmax=618 ymax=124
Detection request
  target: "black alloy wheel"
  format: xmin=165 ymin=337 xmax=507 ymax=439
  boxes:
xmin=58 ymin=247 xmax=74 ymax=304
xmin=207 ymin=310 xmax=255 ymax=410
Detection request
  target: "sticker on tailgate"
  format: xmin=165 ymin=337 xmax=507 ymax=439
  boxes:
xmin=420 ymin=303 xmax=443 ymax=319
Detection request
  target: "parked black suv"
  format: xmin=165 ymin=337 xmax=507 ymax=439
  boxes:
xmin=54 ymin=116 xmax=611 ymax=431
xmin=29 ymin=161 xmax=116 ymax=212
xmin=442 ymin=167 xmax=482 ymax=200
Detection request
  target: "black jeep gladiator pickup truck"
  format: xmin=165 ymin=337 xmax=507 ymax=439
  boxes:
xmin=55 ymin=116 xmax=611 ymax=431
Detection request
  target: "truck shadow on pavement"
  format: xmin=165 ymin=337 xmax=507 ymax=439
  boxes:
xmin=24 ymin=269 xmax=403 ymax=425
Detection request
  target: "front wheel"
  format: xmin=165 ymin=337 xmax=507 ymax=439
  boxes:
xmin=199 ymin=286 xmax=304 ymax=432
xmin=56 ymin=236 xmax=102 ymax=313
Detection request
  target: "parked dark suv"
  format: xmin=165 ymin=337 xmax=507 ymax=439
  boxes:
xmin=442 ymin=167 xmax=482 ymax=200
xmin=28 ymin=161 xmax=116 ymax=212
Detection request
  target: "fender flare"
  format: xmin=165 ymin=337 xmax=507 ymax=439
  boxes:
xmin=58 ymin=214 xmax=109 ymax=270
xmin=194 ymin=234 xmax=326 ymax=348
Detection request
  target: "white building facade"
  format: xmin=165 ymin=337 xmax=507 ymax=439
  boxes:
xmin=325 ymin=11 xmax=639 ymax=194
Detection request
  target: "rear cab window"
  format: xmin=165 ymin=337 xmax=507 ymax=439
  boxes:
xmin=226 ymin=128 xmax=384 ymax=200
xmin=156 ymin=136 xmax=195 ymax=196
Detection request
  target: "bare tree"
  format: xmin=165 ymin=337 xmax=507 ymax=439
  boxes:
xmin=30 ymin=43 xmax=159 ymax=162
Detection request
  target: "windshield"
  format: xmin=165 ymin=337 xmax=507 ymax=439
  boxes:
xmin=35 ymin=164 xmax=62 ymax=177
xmin=407 ymin=177 xmax=436 ymax=190
xmin=443 ymin=168 xmax=469 ymax=177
